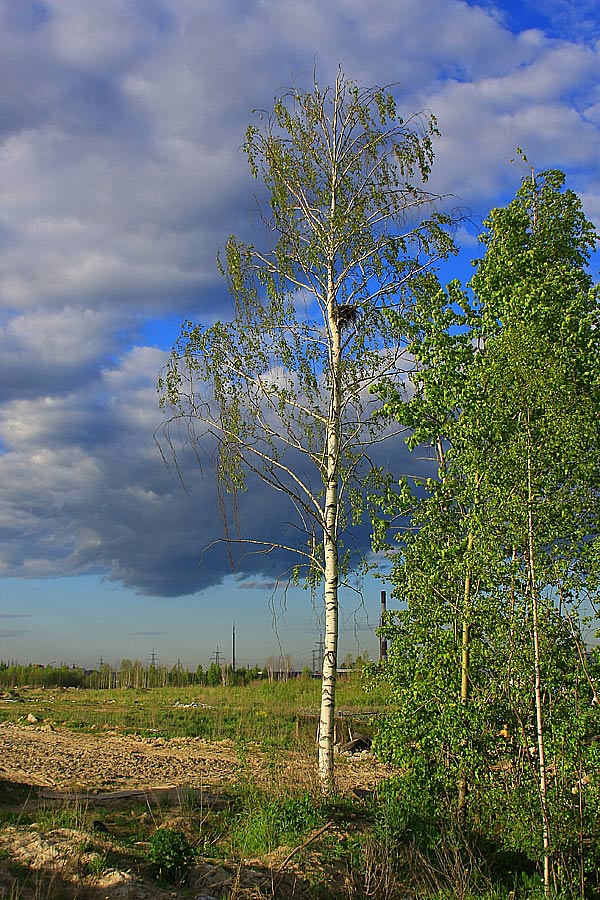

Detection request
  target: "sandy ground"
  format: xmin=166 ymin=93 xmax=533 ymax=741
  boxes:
xmin=0 ymin=721 xmax=396 ymax=899
xmin=0 ymin=720 xmax=392 ymax=794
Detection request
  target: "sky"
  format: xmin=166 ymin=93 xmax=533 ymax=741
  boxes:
xmin=1 ymin=0 xmax=599 ymax=671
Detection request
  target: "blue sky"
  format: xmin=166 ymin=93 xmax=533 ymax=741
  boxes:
xmin=1 ymin=0 xmax=599 ymax=670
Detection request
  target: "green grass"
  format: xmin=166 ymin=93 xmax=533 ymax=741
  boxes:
xmin=0 ymin=676 xmax=390 ymax=748
xmin=225 ymin=786 xmax=326 ymax=857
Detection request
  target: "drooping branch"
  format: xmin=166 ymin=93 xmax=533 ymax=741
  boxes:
xmin=160 ymin=69 xmax=457 ymax=789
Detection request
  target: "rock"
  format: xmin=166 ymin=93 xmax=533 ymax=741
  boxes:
xmin=198 ymin=863 xmax=232 ymax=888
xmin=95 ymin=868 xmax=134 ymax=887
xmin=26 ymin=713 xmax=38 ymax=723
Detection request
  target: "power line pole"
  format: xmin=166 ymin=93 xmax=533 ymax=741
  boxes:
xmin=232 ymin=622 xmax=236 ymax=672
xmin=212 ymin=646 xmax=222 ymax=667
xmin=97 ymin=656 xmax=105 ymax=689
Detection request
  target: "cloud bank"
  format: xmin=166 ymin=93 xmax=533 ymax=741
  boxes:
xmin=0 ymin=0 xmax=598 ymax=597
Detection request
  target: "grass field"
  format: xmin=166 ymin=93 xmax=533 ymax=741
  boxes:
xmin=0 ymin=675 xmax=390 ymax=746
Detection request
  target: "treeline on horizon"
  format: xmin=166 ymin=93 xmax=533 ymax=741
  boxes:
xmin=0 ymin=659 xmax=266 ymax=689
xmin=0 ymin=656 xmax=370 ymax=690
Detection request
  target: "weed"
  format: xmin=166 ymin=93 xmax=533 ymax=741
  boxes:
xmin=227 ymin=787 xmax=326 ymax=858
xmin=34 ymin=801 xmax=87 ymax=832
xmin=146 ymin=827 xmax=196 ymax=882
xmin=84 ymin=851 xmax=109 ymax=877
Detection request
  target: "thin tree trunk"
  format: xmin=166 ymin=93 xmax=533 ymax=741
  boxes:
xmin=457 ymin=531 xmax=474 ymax=822
xmin=318 ymin=331 xmax=341 ymax=788
xmin=440 ymin=427 xmax=476 ymax=823
xmin=318 ymin=130 xmax=341 ymax=787
xmin=526 ymin=420 xmax=551 ymax=895
xmin=317 ymin=89 xmax=344 ymax=789
xmin=318 ymin=524 xmax=339 ymax=787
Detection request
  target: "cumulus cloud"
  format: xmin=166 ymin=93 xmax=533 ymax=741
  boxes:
xmin=421 ymin=40 xmax=600 ymax=208
xmin=0 ymin=0 xmax=598 ymax=599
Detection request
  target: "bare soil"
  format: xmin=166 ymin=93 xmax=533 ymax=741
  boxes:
xmin=0 ymin=721 xmax=396 ymax=900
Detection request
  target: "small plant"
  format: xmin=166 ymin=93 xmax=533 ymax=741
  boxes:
xmin=85 ymin=851 xmax=109 ymax=877
xmin=146 ymin=827 xmax=195 ymax=882
xmin=35 ymin=801 xmax=87 ymax=831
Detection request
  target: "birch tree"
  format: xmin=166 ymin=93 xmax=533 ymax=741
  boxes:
xmin=159 ymin=69 xmax=454 ymax=788
xmin=374 ymin=169 xmax=600 ymax=890
xmin=468 ymin=167 xmax=600 ymax=893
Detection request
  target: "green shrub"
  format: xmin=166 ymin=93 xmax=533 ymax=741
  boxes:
xmin=146 ymin=828 xmax=195 ymax=881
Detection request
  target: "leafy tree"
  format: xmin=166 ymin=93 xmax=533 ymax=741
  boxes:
xmin=466 ymin=168 xmax=600 ymax=891
xmin=205 ymin=661 xmax=222 ymax=687
xmin=169 ymin=662 xmax=189 ymax=687
xmin=159 ymin=70 xmax=455 ymax=787
xmin=119 ymin=658 xmax=134 ymax=688
xmin=373 ymin=169 xmax=600 ymax=891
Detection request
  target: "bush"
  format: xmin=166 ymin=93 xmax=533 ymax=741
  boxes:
xmin=147 ymin=828 xmax=195 ymax=881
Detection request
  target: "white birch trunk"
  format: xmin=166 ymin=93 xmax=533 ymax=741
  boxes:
xmin=317 ymin=101 xmax=341 ymax=789
xmin=318 ymin=513 xmax=339 ymax=787
xmin=526 ymin=420 xmax=551 ymax=895
xmin=457 ymin=532 xmax=474 ymax=821
xmin=318 ymin=285 xmax=341 ymax=787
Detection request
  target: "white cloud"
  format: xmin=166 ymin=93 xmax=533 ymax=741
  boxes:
xmin=45 ymin=0 xmax=168 ymax=72
xmin=0 ymin=0 xmax=598 ymax=597
xmin=421 ymin=39 xmax=600 ymax=204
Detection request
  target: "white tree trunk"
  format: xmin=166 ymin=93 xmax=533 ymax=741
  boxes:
xmin=318 ymin=521 xmax=339 ymax=787
xmin=457 ymin=532 xmax=474 ymax=822
xmin=526 ymin=422 xmax=551 ymax=896
xmin=318 ymin=229 xmax=341 ymax=789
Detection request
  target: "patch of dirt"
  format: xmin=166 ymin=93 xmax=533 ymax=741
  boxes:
xmin=0 ymin=722 xmax=396 ymax=899
xmin=0 ymin=720 xmax=393 ymax=794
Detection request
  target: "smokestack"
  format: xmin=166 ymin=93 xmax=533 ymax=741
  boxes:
xmin=379 ymin=590 xmax=388 ymax=663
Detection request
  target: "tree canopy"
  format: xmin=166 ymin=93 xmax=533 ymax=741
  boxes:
xmin=372 ymin=167 xmax=600 ymax=894
xmin=159 ymin=69 xmax=456 ymax=787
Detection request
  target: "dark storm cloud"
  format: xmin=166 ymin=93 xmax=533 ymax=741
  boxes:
xmin=0 ymin=345 xmax=431 ymax=597
xmin=0 ymin=0 xmax=598 ymax=598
